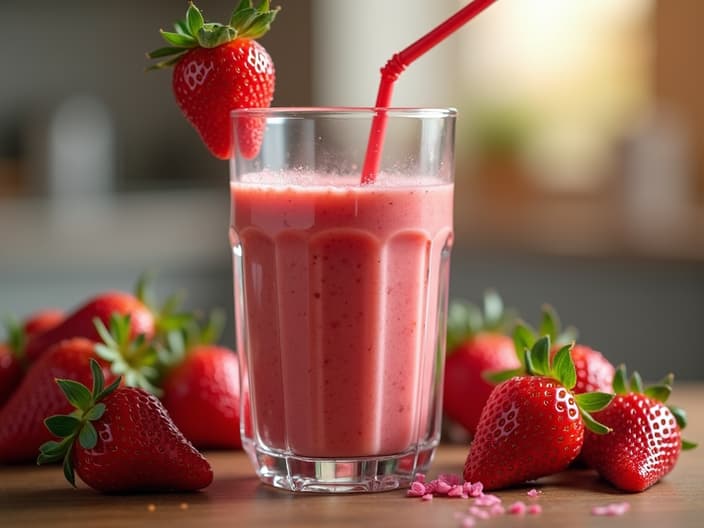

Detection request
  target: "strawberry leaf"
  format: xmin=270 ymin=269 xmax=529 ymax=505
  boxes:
xmin=187 ymin=2 xmax=205 ymax=36
xmin=644 ymin=384 xmax=672 ymax=403
xmin=539 ymin=305 xmax=558 ymax=340
xmin=668 ymin=405 xmax=688 ymax=430
xmin=512 ymin=323 xmax=534 ymax=368
xmin=682 ymin=439 xmax=698 ymax=451
xmin=84 ymin=402 xmax=106 ymax=422
xmin=96 ymin=377 xmax=121 ymax=403
xmin=56 ymin=380 xmax=93 ymax=411
xmin=530 ymin=336 xmax=550 ymax=376
xmin=630 ymin=371 xmax=644 ymax=394
xmin=90 ymin=359 xmax=104 ymax=398
xmin=483 ymin=290 xmax=503 ymax=330
xmin=146 ymin=46 xmax=185 ymax=59
xmin=552 ymin=344 xmax=576 ymax=390
xmin=197 ymin=24 xmax=237 ymax=48
xmin=63 ymin=453 xmax=76 ymax=487
xmin=174 ymin=19 xmax=191 ymax=36
xmin=94 ymin=318 xmax=118 ymax=349
xmin=78 ymin=422 xmax=98 ymax=450
xmin=575 ymin=392 xmax=614 ymax=413
xmin=45 ymin=415 xmax=82 ymax=437
xmin=160 ymin=30 xmax=198 ymax=48
xmin=612 ymin=364 xmax=628 ymax=394
xmin=580 ymin=408 xmax=612 ymax=435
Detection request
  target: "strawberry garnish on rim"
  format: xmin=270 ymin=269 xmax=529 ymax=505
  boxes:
xmin=147 ymin=1 xmax=279 ymax=160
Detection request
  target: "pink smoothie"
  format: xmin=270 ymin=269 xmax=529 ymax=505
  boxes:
xmin=230 ymin=173 xmax=453 ymax=458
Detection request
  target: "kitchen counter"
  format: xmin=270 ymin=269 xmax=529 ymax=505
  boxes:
xmin=2 ymin=384 xmax=702 ymax=527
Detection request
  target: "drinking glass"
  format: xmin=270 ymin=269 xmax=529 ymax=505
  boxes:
xmin=229 ymin=108 xmax=456 ymax=492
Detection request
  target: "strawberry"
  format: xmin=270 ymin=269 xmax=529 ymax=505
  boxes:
xmin=443 ymin=291 xmax=521 ymax=437
xmin=463 ymin=336 xmax=614 ymax=490
xmin=38 ymin=359 xmax=213 ymax=492
xmin=148 ymin=1 xmax=279 ymax=160
xmin=0 ymin=314 xmax=162 ymax=464
xmin=24 ymin=291 xmax=154 ymax=363
xmin=160 ymin=313 xmax=242 ymax=449
xmin=22 ymin=309 xmax=65 ymax=337
xmin=0 ymin=338 xmax=113 ymax=463
xmin=1 ymin=310 xmax=65 ymax=406
xmin=510 ymin=305 xmax=615 ymax=394
xmin=581 ymin=365 xmax=697 ymax=492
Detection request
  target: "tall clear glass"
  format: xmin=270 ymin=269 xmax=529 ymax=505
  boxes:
xmin=229 ymin=108 xmax=456 ymax=493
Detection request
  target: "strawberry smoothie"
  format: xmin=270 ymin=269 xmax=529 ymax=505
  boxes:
xmin=230 ymin=173 xmax=453 ymax=458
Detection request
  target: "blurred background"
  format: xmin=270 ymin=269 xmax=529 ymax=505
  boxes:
xmin=0 ymin=0 xmax=702 ymax=379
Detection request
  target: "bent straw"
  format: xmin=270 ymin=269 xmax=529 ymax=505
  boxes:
xmin=360 ymin=0 xmax=498 ymax=184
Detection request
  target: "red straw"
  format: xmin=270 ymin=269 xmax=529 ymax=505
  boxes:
xmin=361 ymin=0 xmax=499 ymax=184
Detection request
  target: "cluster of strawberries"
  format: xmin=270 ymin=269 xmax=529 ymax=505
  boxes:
xmin=443 ymin=292 xmax=696 ymax=493
xmin=0 ymin=278 xmax=242 ymax=492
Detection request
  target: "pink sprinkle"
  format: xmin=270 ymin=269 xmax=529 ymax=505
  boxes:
xmin=435 ymin=480 xmax=452 ymax=495
xmin=414 ymin=473 xmax=426 ymax=483
xmin=507 ymin=501 xmax=527 ymax=515
xmin=527 ymin=504 xmax=542 ymax=515
xmin=527 ymin=488 xmax=542 ymax=498
xmin=468 ymin=507 xmax=490 ymax=520
xmin=489 ymin=504 xmax=506 ymax=516
xmin=448 ymin=485 xmax=467 ymax=498
xmin=461 ymin=517 xmax=476 ymax=528
xmin=421 ymin=493 xmax=434 ymax=501
xmin=474 ymin=494 xmax=501 ymax=507
xmin=406 ymin=481 xmax=427 ymax=497
xmin=463 ymin=481 xmax=484 ymax=497
xmin=438 ymin=473 xmax=462 ymax=486
xmin=592 ymin=502 xmax=630 ymax=516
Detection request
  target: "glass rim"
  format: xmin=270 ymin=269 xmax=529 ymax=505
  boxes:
xmin=231 ymin=106 xmax=457 ymax=118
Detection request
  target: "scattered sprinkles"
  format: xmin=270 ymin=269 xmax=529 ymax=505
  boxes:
xmin=591 ymin=502 xmax=631 ymax=516
xmin=527 ymin=504 xmax=543 ymax=515
xmin=407 ymin=473 xmax=548 ymax=526
xmin=507 ymin=501 xmax=527 ymax=515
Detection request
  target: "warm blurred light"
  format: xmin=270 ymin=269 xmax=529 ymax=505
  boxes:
xmin=458 ymin=0 xmax=655 ymax=193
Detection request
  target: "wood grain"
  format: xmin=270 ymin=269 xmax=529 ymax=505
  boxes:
xmin=2 ymin=385 xmax=702 ymax=527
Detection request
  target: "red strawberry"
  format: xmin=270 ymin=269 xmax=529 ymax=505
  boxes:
xmin=1 ymin=310 xmax=65 ymax=406
xmin=162 ymin=345 xmax=241 ymax=449
xmin=148 ymin=1 xmax=279 ymax=160
xmin=38 ymin=359 xmax=212 ymax=492
xmin=23 ymin=309 xmax=65 ymax=337
xmin=0 ymin=343 xmax=23 ymax=407
xmin=160 ymin=312 xmax=242 ymax=449
xmin=581 ymin=366 xmax=697 ymax=492
xmin=443 ymin=292 xmax=521 ymax=437
xmin=463 ymin=336 xmax=613 ymax=490
xmin=24 ymin=291 xmax=154 ymax=363
xmin=0 ymin=338 xmax=114 ymax=463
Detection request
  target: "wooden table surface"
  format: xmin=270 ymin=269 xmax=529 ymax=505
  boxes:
xmin=2 ymin=384 xmax=703 ymax=527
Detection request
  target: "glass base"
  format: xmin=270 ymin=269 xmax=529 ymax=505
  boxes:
xmin=243 ymin=440 xmax=438 ymax=493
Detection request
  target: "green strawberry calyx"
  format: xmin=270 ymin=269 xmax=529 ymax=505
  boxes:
xmin=3 ymin=316 xmax=27 ymax=367
xmin=147 ymin=0 xmax=280 ymax=70
xmin=93 ymin=314 xmax=161 ymax=395
xmin=37 ymin=359 xmax=121 ymax=486
xmin=485 ymin=304 xmax=580 ymax=383
xmin=613 ymin=364 xmax=697 ymax=451
xmin=158 ymin=310 xmax=227 ymax=370
xmin=512 ymin=335 xmax=614 ymax=435
xmin=446 ymin=290 xmax=516 ymax=352
xmin=134 ymin=272 xmax=194 ymax=338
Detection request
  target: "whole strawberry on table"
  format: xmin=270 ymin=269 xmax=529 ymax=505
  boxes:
xmin=464 ymin=335 xmax=615 ymax=490
xmin=581 ymin=365 xmax=697 ymax=492
xmin=443 ymin=291 xmax=521 ymax=438
xmin=148 ymin=0 xmax=279 ymax=159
